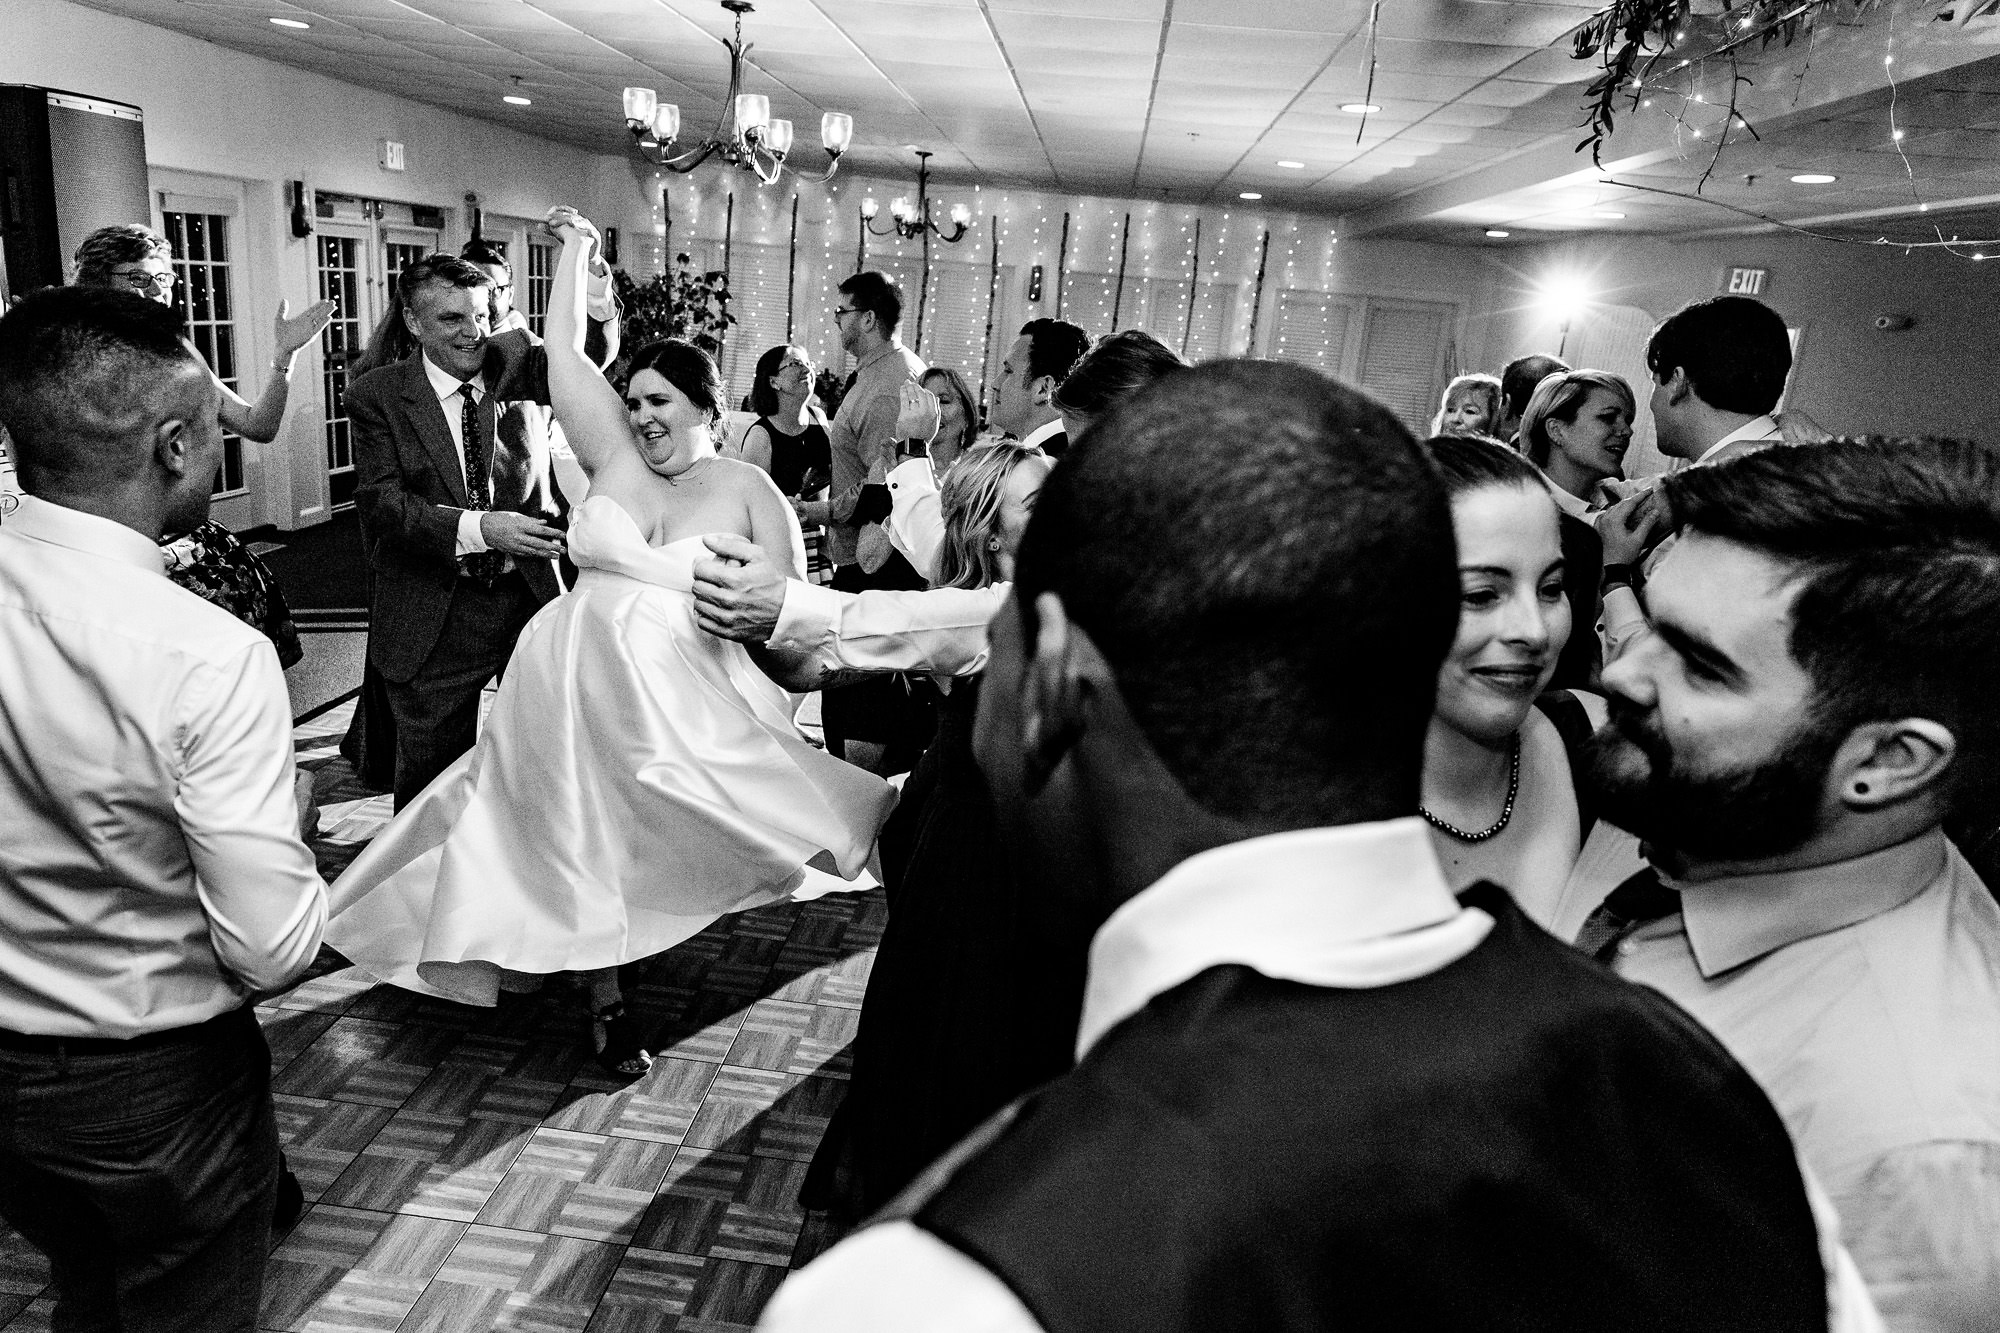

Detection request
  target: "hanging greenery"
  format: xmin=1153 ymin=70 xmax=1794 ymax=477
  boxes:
xmin=1570 ymin=0 xmax=1883 ymax=164
xmin=610 ymin=254 xmax=735 ymax=375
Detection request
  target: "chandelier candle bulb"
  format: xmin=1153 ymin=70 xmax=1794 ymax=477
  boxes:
xmin=860 ymin=196 xmax=879 ymax=220
xmin=821 ymin=113 xmax=853 ymax=155
xmin=624 ymin=86 xmax=658 ymax=125
xmin=651 ymin=104 xmax=680 ymax=143
xmin=735 ymin=94 xmax=770 ymax=134
xmin=766 ymin=118 xmax=793 ymax=156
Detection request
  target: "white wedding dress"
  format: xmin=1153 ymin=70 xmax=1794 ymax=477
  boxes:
xmin=325 ymin=494 xmax=895 ymax=1006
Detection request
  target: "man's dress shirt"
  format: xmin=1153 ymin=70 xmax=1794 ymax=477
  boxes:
xmin=885 ymin=457 xmax=946 ymax=581
xmin=760 ymin=819 xmax=1880 ymax=1333
xmin=1609 ymin=829 xmax=2000 ymax=1331
xmin=826 ymin=339 xmax=924 ymax=568
xmin=0 ymin=496 xmax=326 ymax=1037
xmin=769 ymin=578 xmax=1006 ymax=679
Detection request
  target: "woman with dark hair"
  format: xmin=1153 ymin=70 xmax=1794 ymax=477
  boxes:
xmin=1419 ymin=435 xmax=1601 ymax=898
xmin=740 ymin=344 xmax=832 ymax=497
xmin=326 ymin=214 xmax=894 ymax=1077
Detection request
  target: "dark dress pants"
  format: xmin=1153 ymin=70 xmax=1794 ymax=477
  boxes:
xmin=384 ymin=571 xmax=539 ymax=809
xmin=0 ymin=1007 xmax=279 ymax=1333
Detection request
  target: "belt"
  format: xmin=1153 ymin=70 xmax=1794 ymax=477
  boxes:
xmin=0 ymin=1006 xmax=250 ymax=1056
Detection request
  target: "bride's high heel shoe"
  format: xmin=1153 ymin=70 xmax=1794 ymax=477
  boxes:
xmin=591 ymin=1000 xmax=653 ymax=1078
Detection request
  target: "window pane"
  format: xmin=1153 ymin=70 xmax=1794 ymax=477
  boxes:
xmin=185 ymin=214 xmax=207 ymax=262
xmin=213 ymin=326 xmax=236 ymax=380
xmin=205 ymin=214 xmax=228 ymax=263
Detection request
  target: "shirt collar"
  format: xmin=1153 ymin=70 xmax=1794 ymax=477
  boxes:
xmin=422 ymin=350 xmax=479 ymax=403
xmin=855 ymin=338 xmax=905 ymax=376
xmin=1019 ymin=417 xmax=1065 ymax=451
xmin=1542 ymin=476 xmax=1594 ymax=520
xmin=3 ymin=494 xmax=165 ymax=575
xmin=1694 ymin=415 xmax=1781 ymax=465
xmin=1668 ymin=827 xmax=1948 ymax=977
xmin=1074 ymin=818 xmax=1487 ymax=1058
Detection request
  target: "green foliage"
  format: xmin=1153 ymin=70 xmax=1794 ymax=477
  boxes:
xmin=610 ymin=255 xmax=734 ymax=375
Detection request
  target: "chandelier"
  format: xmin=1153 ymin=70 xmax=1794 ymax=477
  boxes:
xmin=621 ymin=0 xmax=852 ymax=186
xmin=861 ymin=150 xmax=969 ymax=244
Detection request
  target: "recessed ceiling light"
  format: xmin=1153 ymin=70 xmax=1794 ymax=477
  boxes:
xmin=1790 ymin=172 xmax=1837 ymax=184
xmin=268 ymin=16 xmax=310 ymax=28
xmin=1591 ymin=210 xmax=1626 ymax=219
xmin=1239 ymin=191 xmax=1263 ymax=200
xmin=503 ymin=94 xmax=532 ymax=105
xmin=1276 ymin=160 xmax=1305 ymax=169
xmin=1339 ymin=103 xmax=1381 ymax=115
xmin=1485 ymin=229 xmax=1511 ymax=238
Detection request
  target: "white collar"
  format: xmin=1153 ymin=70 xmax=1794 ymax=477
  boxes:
xmin=422 ymin=350 xmax=480 ymax=403
xmin=1074 ymin=818 xmax=1493 ymax=1058
xmin=2 ymin=494 xmax=165 ymax=575
xmin=1693 ymin=415 xmax=1781 ymax=465
xmin=1019 ymin=417 xmax=1065 ymax=451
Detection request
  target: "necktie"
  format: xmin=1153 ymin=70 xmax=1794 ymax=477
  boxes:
xmin=1574 ymin=867 xmax=1681 ymax=964
xmin=459 ymin=383 xmax=503 ymax=585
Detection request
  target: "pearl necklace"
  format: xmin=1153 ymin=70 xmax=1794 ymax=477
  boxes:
xmin=1419 ymin=736 xmax=1521 ymax=843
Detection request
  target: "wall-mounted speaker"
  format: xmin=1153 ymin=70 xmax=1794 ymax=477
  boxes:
xmin=0 ymin=85 xmax=150 ymax=297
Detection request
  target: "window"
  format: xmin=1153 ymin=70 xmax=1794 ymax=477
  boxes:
xmin=316 ymin=235 xmax=365 ymax=510
xmin=722 ymin=241 xmax=792 ymax=401
xmin=162 ymin=210 xmax=245 ymax=495
xmin=525 ymin=240 xmax=556 ymax=338
xmin=1266 ymin=290 xmax=1454 ymax=436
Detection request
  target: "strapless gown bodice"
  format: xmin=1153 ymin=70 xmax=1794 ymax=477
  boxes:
xmin=325 ymin=494 xmax=895 ymax=1006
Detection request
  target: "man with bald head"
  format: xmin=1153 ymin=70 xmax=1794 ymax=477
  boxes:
xmin=0 ymin=287 xmax=326 ymax=1328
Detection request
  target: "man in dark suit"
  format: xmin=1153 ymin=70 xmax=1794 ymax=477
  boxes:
xmin=350 ymin=214 xmax=617 ymax=808
xmin=988 ymin=318 xmax=1088 ymax=459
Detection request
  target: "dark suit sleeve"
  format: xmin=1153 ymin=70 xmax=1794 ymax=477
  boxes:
xmin=349 ymin=370 xmax=459 ymax=564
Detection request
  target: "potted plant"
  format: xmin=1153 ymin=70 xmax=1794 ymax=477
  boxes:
xmin=610 ymin=254 xmax=734 ymax=378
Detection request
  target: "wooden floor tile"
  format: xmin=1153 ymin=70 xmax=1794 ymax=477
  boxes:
xmin=0 ymin=1295 xmax=52 ymax=1331
xmin=0 ymin=1226 xmax=49 ymax=1299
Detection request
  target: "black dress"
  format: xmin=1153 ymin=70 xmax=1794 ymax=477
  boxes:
xmin=750 ymin=416 xmax=831 ymax=498
xmin=804 ymin=678 xmax=1095 ymax=1222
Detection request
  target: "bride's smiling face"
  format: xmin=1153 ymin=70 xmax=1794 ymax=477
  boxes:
xmin=625 ymin=368 xmax=713 ymax=471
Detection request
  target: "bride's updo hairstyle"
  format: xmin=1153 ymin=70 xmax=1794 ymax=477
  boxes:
xmin=626 ymin=338 xmax=726 ymax=440
xmin=934 ymin=440 xmax=1045 ymax=591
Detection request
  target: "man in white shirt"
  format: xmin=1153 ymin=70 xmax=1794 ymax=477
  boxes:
xmin=1578 ymin=436 xmax=2000 ymax=1330
xmin=0 ymin=287 xmax=327 ymax=1329
xmin=761 ymin=360 xmax=1875 ymax=1333
xmin=1599 ymin=294 xmax=1792 ymax=657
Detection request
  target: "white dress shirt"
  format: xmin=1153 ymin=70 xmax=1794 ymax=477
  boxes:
xmin=885 ymin=457 xmax=945 ymax=580
xmin=0 ymin=497 xmax=326 ymax=1036
xmin=1018 ymin=417 xmax=1064 ymax=453
xmin=420 ymin=351 xmax=500 ymax=558
xmin=762 ymin=817 xmax=1883 ymax=1333
xmin=768 ymin=578 xmax=1006 ymax=678
xmin=1609 ymin=830 xmax=2000 ymax=1331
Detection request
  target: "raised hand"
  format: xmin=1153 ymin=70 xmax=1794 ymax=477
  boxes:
xmin=273 ymin=299 xmax=336 ymax=357
xmin=895 ymin=382 xmax=941 ymax=445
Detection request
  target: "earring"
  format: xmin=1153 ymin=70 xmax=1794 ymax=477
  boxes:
xmin=987 ymin=537 xmax=1001 ymax=551
xmin=1854 ymin=781 xmax=1871 ymax=795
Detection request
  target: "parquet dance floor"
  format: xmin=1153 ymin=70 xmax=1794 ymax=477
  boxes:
xmin=0 ymin=700 xmax=877 ymax=1331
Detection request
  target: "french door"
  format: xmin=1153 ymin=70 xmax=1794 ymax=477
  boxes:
xmin=314 ymin=219 xmax=440 ymax=510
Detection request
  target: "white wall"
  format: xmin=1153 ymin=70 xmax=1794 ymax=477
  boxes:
xmin=6 ymin=0 xmax=642 ymax=527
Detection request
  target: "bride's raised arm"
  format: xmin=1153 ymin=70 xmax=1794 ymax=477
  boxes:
xmin=544 ymin=211 xmax=630 ymax=479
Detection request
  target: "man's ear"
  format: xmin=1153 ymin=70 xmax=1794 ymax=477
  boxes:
xmin=1661 ymin=366 xmax=1693 ymax=407
xmin=154 ymin=415 xmax=193 ymax=480
xmin=1030 ymin=373 xmax=1057 ymax=408
xmin=1833 ymin=718 xmax=1957 ymax=811
xmin=1019 ymin=592 xmax=1104 ymax=795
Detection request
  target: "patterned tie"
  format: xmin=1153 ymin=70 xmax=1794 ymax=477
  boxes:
xmin=1574 ymin=867 xmax=1681 ymax=964
xmin=458 ymin=383 xmax=503 ymax=585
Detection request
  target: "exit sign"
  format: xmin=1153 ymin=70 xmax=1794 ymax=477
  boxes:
xmin=378 ymin=139 xmax=406 ymax=172
xmin=1726 ymin=266 xmax=1769 ymax=295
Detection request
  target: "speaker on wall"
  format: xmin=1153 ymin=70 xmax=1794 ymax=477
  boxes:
xmin=0 ymin=85 xmax=151 ymax=298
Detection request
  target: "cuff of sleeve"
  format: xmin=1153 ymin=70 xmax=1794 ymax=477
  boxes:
xmin=584 ymin=268 xmax=616 ymax=322
xmin=888 ymin=456 xmax=936 ymax=496
xmin=455 ymin=508 xmax=487 ymax=556
xmin=770 ymin=578 xmax=842 ymax=651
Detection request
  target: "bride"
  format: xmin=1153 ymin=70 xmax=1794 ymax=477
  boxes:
xmin=325 ymin=210 xmax=894 ymax=1076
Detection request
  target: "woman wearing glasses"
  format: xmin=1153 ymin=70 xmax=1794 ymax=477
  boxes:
xmin=72 ymin=224 xmax=334 ymax=444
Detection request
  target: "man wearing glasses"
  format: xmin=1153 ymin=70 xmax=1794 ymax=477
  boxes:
xmin=71 ymin=224 xmax=333 ymax=447
xmin=801 ymin=271 xmax=928 ymax=772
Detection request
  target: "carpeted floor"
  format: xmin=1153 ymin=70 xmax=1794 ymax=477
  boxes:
xmin=252 ymin=511 xmax=371 ymax=614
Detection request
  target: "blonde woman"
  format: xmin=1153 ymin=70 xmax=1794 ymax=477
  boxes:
xmin=1430 ymin=372 xmax=1504 ymax=438
xmin=1518 ymin=369 xmax=1638 ymax=518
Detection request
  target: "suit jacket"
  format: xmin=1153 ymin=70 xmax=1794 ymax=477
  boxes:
xmin=349 ymin=331 xmax=563 ymax=682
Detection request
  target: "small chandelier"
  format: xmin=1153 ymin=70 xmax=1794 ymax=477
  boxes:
xmin=621 ymin=0 xmax=852 ymax=186
xmin=861 ymin=150 xmax=969 ymax=243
